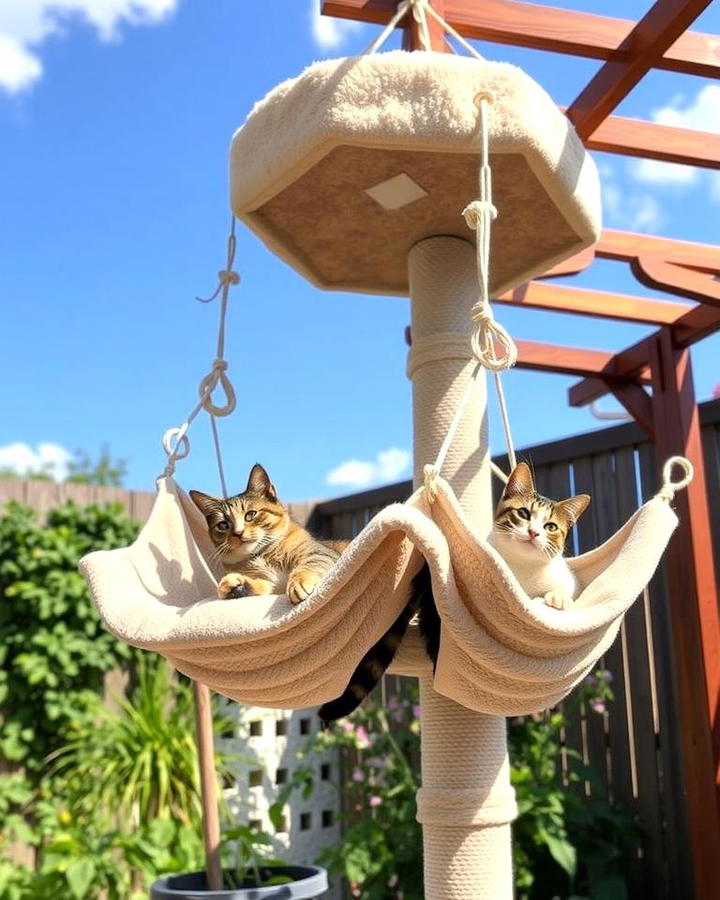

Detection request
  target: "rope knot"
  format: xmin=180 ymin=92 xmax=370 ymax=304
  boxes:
xmin=212 ymin=358 xmax=228 ymax=372
xmin=462 ymin=199 xmax=497 ymax=231
xmin=656 ymin=456 xmax=694 ymax=503
xmin=423 ymin=464 xmax=440 ymax=503
xmin=471 ymin=304 xmax=494 ymax=326
xmin=218 ymin=269 xmax=240 ymax=286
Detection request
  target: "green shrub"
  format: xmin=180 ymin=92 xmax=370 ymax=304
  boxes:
xmin=0 ymin=500 xmax=140 ymax=777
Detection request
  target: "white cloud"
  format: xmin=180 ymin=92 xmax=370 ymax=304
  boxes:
xmin=0 ymin=442 xmax=73 ymax=480
xmin=631 ymin=85 xmax=720 ymax=190
xmin=326 ymin=447 xmax=411 ymax=489
xmin=309 ymin=0 xmax=363 ymax=50
xmin=0 ymin=0 xmax=179 ymax=94
xmin=633 ymin=158 xmax=697 ymax=187
xmin=601 ymin=173 xmax=664 ymax=233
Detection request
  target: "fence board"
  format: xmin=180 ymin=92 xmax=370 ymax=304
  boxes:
xmin=0 ymin=478 xmax=156 ymax=523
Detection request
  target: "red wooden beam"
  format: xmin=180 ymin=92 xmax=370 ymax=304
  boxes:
xmin=607 ymin=381 xmax=654 ymax=436
xmin=673 ymin=304 xmax=720 ymax=348
xmin=566 ymin=0 xmax=714 ymax=140
xmin=497 ymin=281 xmax=692 ymax=325
xmin=566 ymin=331 xmax=656 ymax=408
xmin=514 ymin=340 xmax=650 ymax=379
xmin=631 ymin=257 xmax=720 ymax=307
xmin=596 ymin=230 xmax=720 ymax=271
xmin=539 ymin=247 xmax=595 ymax=278
xmin=586 ymin=115 xmax=720 ymax=170
xmin=321 ymin=0 xmax=720 ymax=78
xmin=648 ymin=329 xmax=720 ymax=894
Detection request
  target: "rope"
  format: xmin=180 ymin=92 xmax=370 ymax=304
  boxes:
xmin=363 ymin=0 xmax=418 ymax=54
xmin=424 ymin=97 xmax=518 ymax=501
xmin=161 ymin=217 xmax=239 ymax=486
xmin=363 ymin=0 xmax=487 ymax=58
xmin=655 ymin=456 xmax=694 ymax=503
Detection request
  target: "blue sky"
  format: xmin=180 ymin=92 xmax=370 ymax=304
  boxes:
xmin=1 ymin=0 xmax=719 ymax=502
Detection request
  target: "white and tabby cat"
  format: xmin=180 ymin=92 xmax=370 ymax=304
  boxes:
xmin=319 ymin=462 xmax=590 ymax=723
xmin=488 ymin=461 xmax=590 ymax=609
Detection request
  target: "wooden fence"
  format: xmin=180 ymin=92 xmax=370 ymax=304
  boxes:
xmin=4 ymin=399 xmax=720 ymax=898
xmin=309 ymin=397 xmax=720 ymax=900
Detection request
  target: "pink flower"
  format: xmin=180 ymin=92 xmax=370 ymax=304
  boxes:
xmin=355 ymin=725 xmax=371 ymax=749
xmin=590 ymin=698 xmax=606 ymax=714
xmin=352 ymin=767 xmax=364 ymax=783
xmin=369 ymin=795 xmax=382 ymax=807
xmin=340 ymin=720 xmax=354 ymax=733
xmin=412 ymin=704 xmax=421 ymax=719
xmin=387 ymin=696 xmax=400 ymax=710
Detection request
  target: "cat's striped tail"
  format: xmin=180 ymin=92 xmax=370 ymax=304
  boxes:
xmin=318 ymin=563 xmax=434 ymax=724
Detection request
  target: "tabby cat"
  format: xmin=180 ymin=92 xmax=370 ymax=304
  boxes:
xmin=190 ymin=464 xmax=346 ymax=605
xmin=317 ymin=462 xmax=590 ymax=723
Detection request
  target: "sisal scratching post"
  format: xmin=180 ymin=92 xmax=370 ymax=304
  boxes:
xmin=408 ymin=236 xmax=515 ymax=899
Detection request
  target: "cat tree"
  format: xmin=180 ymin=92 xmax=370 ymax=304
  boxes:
xmin=80 ymin=2 xmax=720 ymax=897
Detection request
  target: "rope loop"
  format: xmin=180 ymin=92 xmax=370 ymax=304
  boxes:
xmin=162 ymin=426 xmax=190 ymax=478
xmin=656 ymin=456 xmax=694 ymax=502
xmin=469 ymin=304 xmax=517 ymax=371
xmin=198 ymin=360 xmax=236 ymax=418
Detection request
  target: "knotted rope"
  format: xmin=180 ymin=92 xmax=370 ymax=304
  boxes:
xmin=162 ymin=218 xmax=239 ymax=496
xmin=424 ymin=97 xmax=518 ymax=502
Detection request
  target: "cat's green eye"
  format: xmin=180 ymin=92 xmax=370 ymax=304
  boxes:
xmin=245 ymin=510 xmax=257 ymax=522
xmin=216 ymin=521 xmax=230 ymax=532
xmin=517 ymin=508 xmax=530 ymax=520
xmin=544 ymin=522 xmax=558 ymax=532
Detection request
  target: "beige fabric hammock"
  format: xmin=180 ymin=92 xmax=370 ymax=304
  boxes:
xmin=79 ymin=464 xmax=686 ymax=715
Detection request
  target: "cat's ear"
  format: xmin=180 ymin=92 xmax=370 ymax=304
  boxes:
xmin=555 ymin=494 xmax=591 ymax=526
xmin=502 ymin=462 xmax=534 ymax=499
xmin=189 ymin=490 xmax=221 ymax=519
xmin=247 ymin=463 xmax=277 ymax=500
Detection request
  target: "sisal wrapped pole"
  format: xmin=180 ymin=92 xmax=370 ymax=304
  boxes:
xmin=408 ymin=236 xmax=515 ymax=899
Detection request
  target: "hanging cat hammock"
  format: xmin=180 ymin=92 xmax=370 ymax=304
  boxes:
xmin=80 ymin=2 xmax=691 ymax=717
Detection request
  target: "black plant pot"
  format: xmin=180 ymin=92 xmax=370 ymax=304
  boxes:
xmin=150 ymin=865 xmax=328 ymax=899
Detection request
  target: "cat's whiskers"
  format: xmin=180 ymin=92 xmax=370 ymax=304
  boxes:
xmin=208 ymin=542 xmax=230 ymax=564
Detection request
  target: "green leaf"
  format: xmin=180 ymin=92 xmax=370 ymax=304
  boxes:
xmin=66 ymin=858 xmax=96 ymax=899
xmin=544 ymin=832 xmax=577 ymax=878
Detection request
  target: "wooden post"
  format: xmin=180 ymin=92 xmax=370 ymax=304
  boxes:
xmin=193 ymin=681 xmax=223 ymax=891
xmin=648 ymin=327 xmax=720 ymax=899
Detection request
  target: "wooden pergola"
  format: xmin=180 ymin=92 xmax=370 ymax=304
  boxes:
xmin=321 ymin=2 xmax=720 ymax=896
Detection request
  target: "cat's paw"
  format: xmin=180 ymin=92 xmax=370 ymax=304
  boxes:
xmin=542 ymin=589 xmax=570 ymax=610
xmin=287 ymin=571 xmax=320 ymax=605
xmin=218 ymin=574 xmax=257 ymax=600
